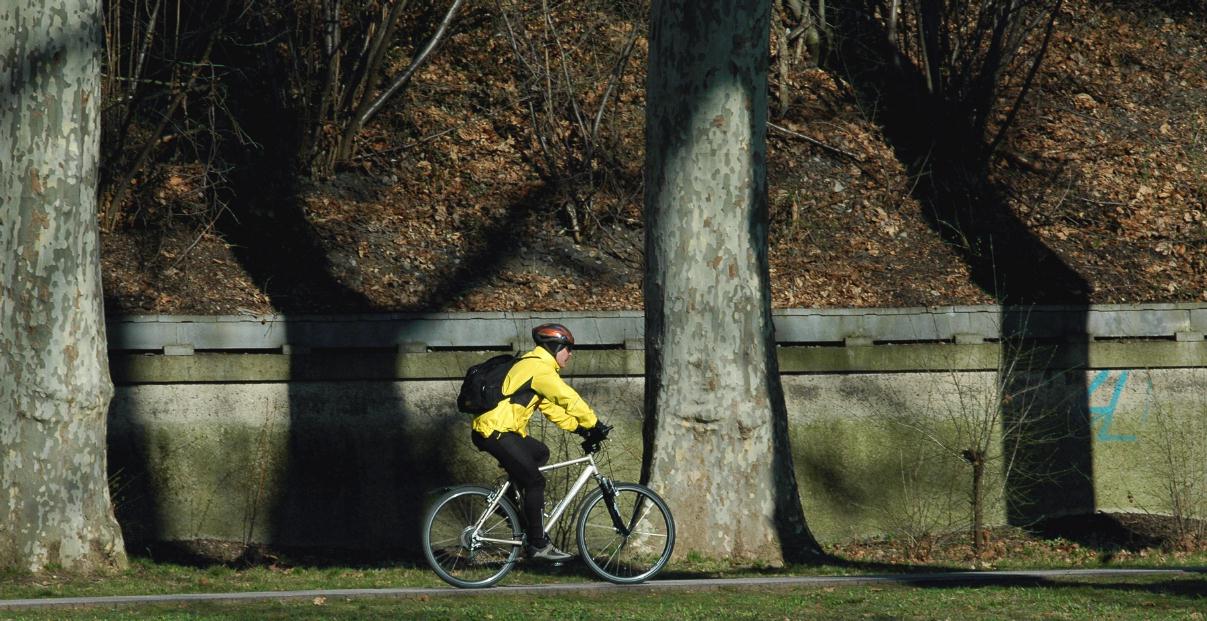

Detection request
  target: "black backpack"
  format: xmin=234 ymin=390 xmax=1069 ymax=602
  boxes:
xmin=457 ymin=354 xmax=536 ymax=415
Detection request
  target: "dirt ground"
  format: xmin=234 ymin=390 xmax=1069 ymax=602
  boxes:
xmin=129 ymin=511 xmax=1205 ymax=570
xmin=831 ymin=512 xmax=1207 ymax=568
xmin=98 ymin=0 xmax=1205 ymax=317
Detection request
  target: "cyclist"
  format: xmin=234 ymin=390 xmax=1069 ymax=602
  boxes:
xmin=470 ymin=323 xmax=607 ymax=562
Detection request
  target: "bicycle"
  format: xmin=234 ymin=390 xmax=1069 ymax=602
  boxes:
xmin=421 ymin=425 xmax=675 ymax=588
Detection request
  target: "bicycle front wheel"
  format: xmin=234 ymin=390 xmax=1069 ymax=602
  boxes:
xmin=422 ymin=486 xmax=522 ymax=588
xmin=576 ymin=482 xmax=675 ymax=584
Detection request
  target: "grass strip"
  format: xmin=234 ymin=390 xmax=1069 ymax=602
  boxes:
xmin=1 ymin=575 xmax=1205 ymax=620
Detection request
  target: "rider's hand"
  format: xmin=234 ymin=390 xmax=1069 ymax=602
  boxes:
xmin=586 ymin=422 xmax=610 ymax=443
xmin=578 ymin=422 xmax=611 ymax=453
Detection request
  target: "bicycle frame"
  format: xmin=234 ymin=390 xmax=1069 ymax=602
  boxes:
xmin=424 ymin=432 xmax=673 ymax=587
xmin=470 ymin=453 xmax=603 ymax=548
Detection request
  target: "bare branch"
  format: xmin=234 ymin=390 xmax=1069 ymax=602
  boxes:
xmin=767 ymin=120 xmax=861 ymax=160
xmin=351 ymin=0 xmax=466 ymax=135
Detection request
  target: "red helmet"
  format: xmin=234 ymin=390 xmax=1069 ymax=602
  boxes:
xmin=532 ymin=323 xmax=574 ymax=354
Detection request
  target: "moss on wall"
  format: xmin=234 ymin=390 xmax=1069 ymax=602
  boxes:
xmin=108 ymin=368 xmax=1207 ymax=552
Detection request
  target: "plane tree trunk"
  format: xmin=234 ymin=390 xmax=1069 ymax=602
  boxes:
xmin=642 ymin=0 xmax=821 ymax=563
xmin=1 ymin=0 xmax=127 ymax=572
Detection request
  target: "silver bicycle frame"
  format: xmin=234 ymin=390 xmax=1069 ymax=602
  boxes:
xmin=471 ymin=453 xmax=600 ymax=547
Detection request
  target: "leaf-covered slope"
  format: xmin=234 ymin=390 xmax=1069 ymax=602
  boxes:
xmin=101 ymin=0 xmax=1205 ymax=315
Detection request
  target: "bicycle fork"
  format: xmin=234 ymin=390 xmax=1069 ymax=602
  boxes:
xmin=598 ymin=478 xmax=631 ymax=537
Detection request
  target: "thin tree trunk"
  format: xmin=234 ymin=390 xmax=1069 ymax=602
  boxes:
xmin=968 ymin=450 xmax=986 ymax=569
xmin=1 ymin=0 xmax=127 ymax=572
xmin=104 ymin=35 xmax=216 ymax=231
xmin=333 ymin=0 xmax=465 ymax=165
xmin=643 ymin=0 xmax=821 ymax=563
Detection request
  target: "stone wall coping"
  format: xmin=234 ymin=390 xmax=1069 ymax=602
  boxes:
xmin=107 ymin=304 xmax=1207 ymax=352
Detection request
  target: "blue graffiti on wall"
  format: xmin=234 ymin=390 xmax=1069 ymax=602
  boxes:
xmin=1088 ymin=370 xmax=1152 ymax=443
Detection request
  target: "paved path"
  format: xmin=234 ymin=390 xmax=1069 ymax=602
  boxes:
xmin=1 ymin=568 xmax=1201 ymax=610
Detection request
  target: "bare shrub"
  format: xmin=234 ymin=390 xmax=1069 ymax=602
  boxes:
xmin=1140 ymin=369 xmax=1207 ymax=550
xmin=885 ymin=314 xmax=1080 ymax=568
xmin=493 ymin=0 xmax=647 ymax=241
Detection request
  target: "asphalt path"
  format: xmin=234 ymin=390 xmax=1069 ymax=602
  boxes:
xmin=1 ymin=568 xmax=1201 ymax=610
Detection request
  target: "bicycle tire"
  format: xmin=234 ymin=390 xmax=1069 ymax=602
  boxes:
xmin=576 ymin=482 xmax=675 ymax=584
xmin=421 ymin=485 xmax=522 ymax=588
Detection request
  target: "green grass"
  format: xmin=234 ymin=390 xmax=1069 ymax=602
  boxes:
xmin=2 ymin=575 xmax=1206 ymax=620
xmin=3 ymin=545 xmax=1207 ymax=620
xmin=0 ymin=559 xmax=442 ymax=600
xmin=3 ymin=547 xmax=1207 ymax=602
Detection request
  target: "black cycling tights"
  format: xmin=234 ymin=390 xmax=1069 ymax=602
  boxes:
xmin=472 ymin=431 xmax=550 ymax=548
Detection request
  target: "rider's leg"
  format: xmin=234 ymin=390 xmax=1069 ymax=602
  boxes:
xmin=491 ymin=437 xmax=571 ymax=561
xmin=472 ymin=431 xmax=550 ymax=546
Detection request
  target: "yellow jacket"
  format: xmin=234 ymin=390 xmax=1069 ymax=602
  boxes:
xmin=471 ymin=346 xmax=597 ymax=438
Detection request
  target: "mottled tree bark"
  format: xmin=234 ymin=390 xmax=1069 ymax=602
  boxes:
xmin=643 ymin=0 xmax=820 ymax=563
xmin=1 ymin=0 xmax=127 ymax=572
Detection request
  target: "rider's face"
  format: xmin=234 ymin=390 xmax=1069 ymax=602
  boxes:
xmin=555 ymin=346 xmax=572 ymax=368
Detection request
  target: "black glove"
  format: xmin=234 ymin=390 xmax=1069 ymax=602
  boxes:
xmin=587 ymin=422 xmax=611 ymax=443
xmin=579 ymin=422 xmax=612 ymax=453
xmin=576 ymin=421 xmax=608 ymax=440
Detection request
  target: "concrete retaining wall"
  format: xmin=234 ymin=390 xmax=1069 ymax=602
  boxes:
xmin=106 ymin=345 xmax=1207 ymax=550
xmin=108 ymin=352 xmax=1202 ymax=546
xmin=786 ymin=367 xmax=1207 ymax=543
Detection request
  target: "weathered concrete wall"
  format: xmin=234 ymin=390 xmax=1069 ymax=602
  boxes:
xmin=107 ymin=363 xmax=1207 ymax=550
xmin=787 ymin=368 xmax=1207 ymax=542
xmin=108 ymin=378 xmax=647 ymax=551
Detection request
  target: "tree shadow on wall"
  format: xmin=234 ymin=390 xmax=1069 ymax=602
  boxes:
xmin=109 ymin=40 xmax=555 ymax=567
xmin=826 ymin=1 xmax=1095 ymax=526
xmin=209 ymin=47 xmax=523 ymax=560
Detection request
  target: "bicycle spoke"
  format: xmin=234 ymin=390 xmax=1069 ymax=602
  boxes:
xmin=577 ymin=484 xmax=675 ymax=584
xmin=600 ymin=539 xmax=625 ymax=572
xmin=423 ymin=487 xmax=521 ymax=588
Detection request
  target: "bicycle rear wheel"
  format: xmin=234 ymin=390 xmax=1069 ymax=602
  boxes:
xmin=576 ymin=482 xmax=675 ymax=584
xmin=422 ymin=486 xmax=522 ymax=588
